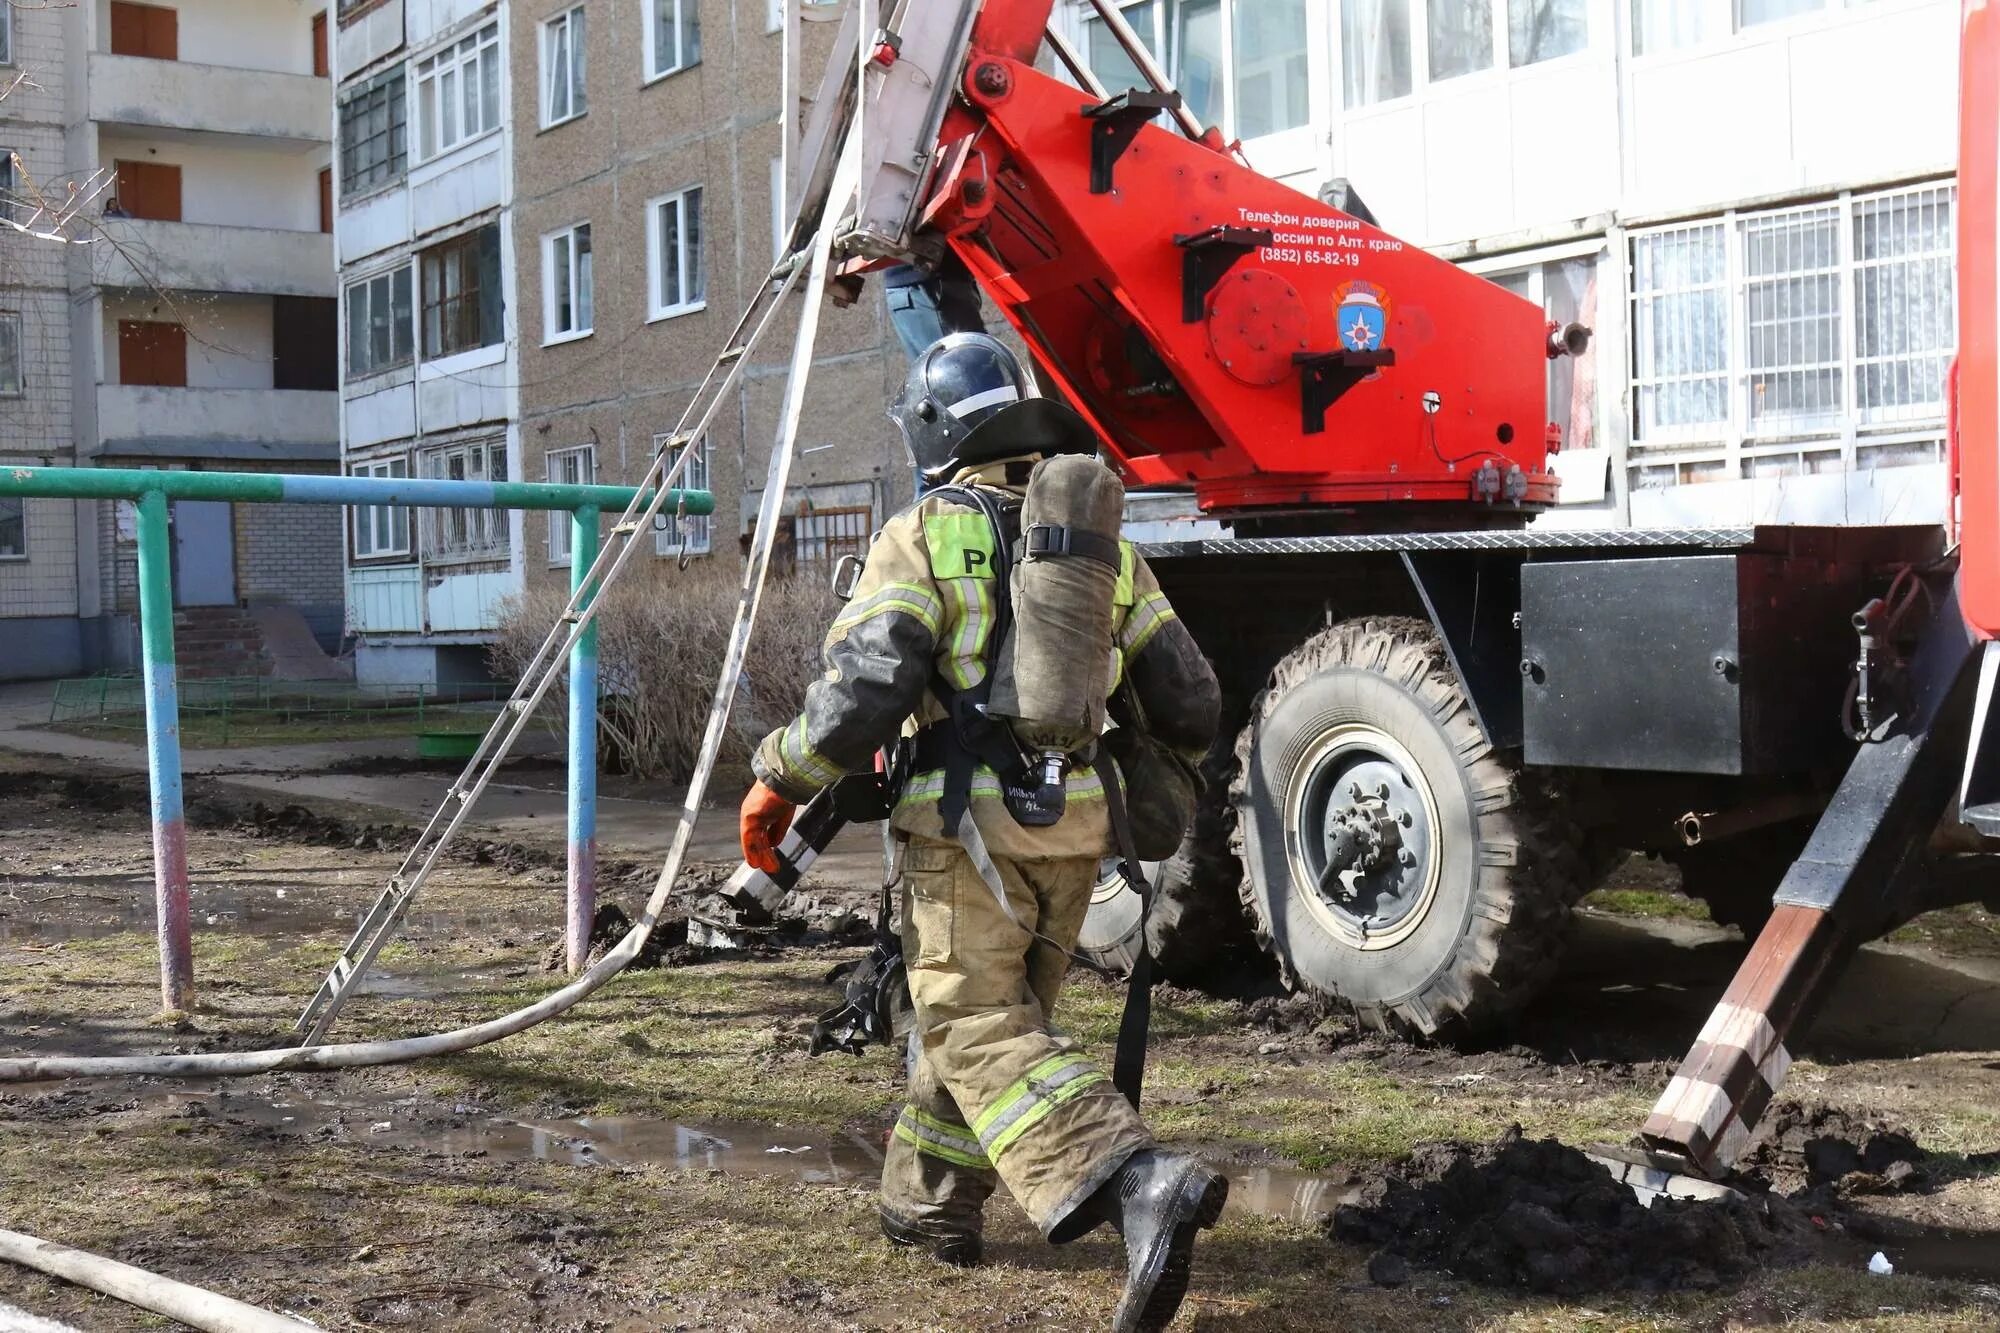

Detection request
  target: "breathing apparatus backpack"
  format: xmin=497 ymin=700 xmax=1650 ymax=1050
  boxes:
xmin=914 ymin=453 xmax=1127 ymax=832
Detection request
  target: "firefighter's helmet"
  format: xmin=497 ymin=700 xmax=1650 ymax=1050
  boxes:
xmin=889 ymin=333 xmax=1096 ymax=482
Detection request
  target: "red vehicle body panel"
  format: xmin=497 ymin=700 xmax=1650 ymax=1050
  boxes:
xmin=1960 ymin=0 xmax=1998 ymax=639
xmin=932 ymin=30 xmax=1558 ymax=517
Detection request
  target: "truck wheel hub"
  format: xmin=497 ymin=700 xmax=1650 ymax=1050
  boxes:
xmin=1283 ymin=724 xmax=1440 ymax=951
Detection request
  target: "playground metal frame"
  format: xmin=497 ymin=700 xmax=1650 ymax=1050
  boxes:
xmin=0 ymin=465 xmax=712 ymax=1009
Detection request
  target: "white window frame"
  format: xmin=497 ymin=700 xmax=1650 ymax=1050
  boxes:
xmin=1325 ymin=0 xmax=1594 ymax=112
xmin=1626 ymin=181 xmax=1958 ymax=483
xmin=1630 ymin=0 xmax=1882 ymax=59
xmin=0 ymin=310 xmax=21 ymax=398
xmin=0 ymin=4 xmax=12 ymax=67
xmin=545 ymin=445 xmax=596 ymax=566
xmin=350 ymin=457 xmax=411 ymax=560
xmin=419 ymin=439 xmax=509 ymax=560
xmin=345 ymin=265 xmax=415 ymax=378
xmin=1069 ymin=2 xmax=1329 ymax=164
xmin=653 ymin=434 xmax=711 ymax=558
xmin=646 ymin=186 xmax=706 ymax=322
xmin=642 ymin=0 xmax=700 ymax=83
xmin=414 ymin=21 xmax=502 ymax=163
xmin=542 ymin=222 xmax=594 ymax=345
xmin=541 ymin=5 xmax=587 ymax=129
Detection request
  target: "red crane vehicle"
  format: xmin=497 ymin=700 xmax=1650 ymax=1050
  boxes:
xmin=769 ymin=0 xmax=2000 ymax=1178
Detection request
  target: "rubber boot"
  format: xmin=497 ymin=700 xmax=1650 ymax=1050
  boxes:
xmin=1091 ymin=1150 xmax=1229 ymax=1333
xmin=878 ymin=1206 xmax=983 ymax=1268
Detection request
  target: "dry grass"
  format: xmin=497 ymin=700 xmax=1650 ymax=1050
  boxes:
xmin=491 ymin=562 xmax=838 ymax=781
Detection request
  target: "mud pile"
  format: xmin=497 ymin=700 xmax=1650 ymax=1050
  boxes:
xmin=1742 ymin=1100 xmax=1930 ymax=1193
xmin=1331 ymin=1126 xmax=1817 ymax=1293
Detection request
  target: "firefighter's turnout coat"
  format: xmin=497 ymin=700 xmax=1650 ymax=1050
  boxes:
xmin=752 ymin=454 xmax=1220 ymax=1237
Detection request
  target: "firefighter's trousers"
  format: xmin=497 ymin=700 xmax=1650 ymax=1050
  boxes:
xmin=879 ymin=836 xmax=1152 ymax=1240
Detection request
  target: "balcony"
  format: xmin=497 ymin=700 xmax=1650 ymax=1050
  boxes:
xmin=96 ymin=385 xmax=339 ymax=461
xmin=92 ymin=219 xmax=336 ymax=299
xmin=89 ymin=53 xmax=331 ymax=144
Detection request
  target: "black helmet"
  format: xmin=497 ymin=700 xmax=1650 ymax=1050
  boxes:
xmin=889 ymin=333 xmax=1097 ymax=482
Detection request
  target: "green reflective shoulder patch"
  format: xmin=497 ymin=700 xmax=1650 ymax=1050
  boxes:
xmin=924 ymin=511 xmax=999 ymax=581
xmin=1114 ymin=541 xmax=1136 ymax=608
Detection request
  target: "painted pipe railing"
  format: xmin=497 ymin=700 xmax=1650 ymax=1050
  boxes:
xmin=0 ymin=465 xmax=711 ymax=1010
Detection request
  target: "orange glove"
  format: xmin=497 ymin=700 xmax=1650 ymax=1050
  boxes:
xmin=739 ymin=780 xmax=797 ymax=875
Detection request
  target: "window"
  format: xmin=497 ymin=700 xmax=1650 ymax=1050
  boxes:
xmin=420 ymin=440 xmax=508 ymax=558
xmin=0 ymin=311 xmax=20 ymax=396
xmin=653 ymin=435 xmax=710 ymax=557
xmin=0 ymin=3 xmax=11 ymax=65
xmin=351 ymin=458 xmax=410 ymax=559
xmin=644 ymin=0 xmax=701 ymax=81
xmin=0 ymin=496 xmax=22 ymax=559
xmin=338 ymin=65 xmax=407 ymax=195
xmin=1741 ymin=205 xmax=1842 ymax=431
xmin=542 ymin=6 xmax=587 ymax=128
xmin=543 ymin=223 xmax=593 ymax=343
xmin=794 ymin=506 xmax=870 ymax=572
xmin=1631 ymin=222 xmax=1729 ymax=442
xmin=647 ymin=187 xmax=705 ymax=320
xmin=421 ymin=225 xmax=504 ymax=359
xmin=1509 ymin=0 xmax=1587 ymax=65
xmin=1855 ymin=187 xmax=1954 ymax=424
xmin=768 ymin=0 xmax=784 ymax=32
xmin=1083 ymin=1 xmax=1157 ymax=97
xmin=0 ymin=150 xmax=15 ymax=224
xmin=1629 ymin=184 xmax=1958 ymax=461
xmin=109 ymin=1 xmax=178 ymax=59
xmin=1233 ymin=0 xmax=1309 ymax=139
xmin=1341 ymin=0 xmax=1412 ymax=107
xmin=545 ymin=445 xmax=596 ymax=565
xmin=1169 ymin=1 xmax=1223 ymax=130
xmin=1426 ymin=0 xmax=1492 ymax=81
xmin=346 ymin=265 xmax=414 ymax=376
xmin=415 ymin=21 xmax=501 ymax=161
xmin=1630 ymin=0 xmax=1720 ymax=53
xmin=1739 ymin=0 xmax=1824 ymax=26
xmin=1483 ymin=256 xmax=1598 ymax=449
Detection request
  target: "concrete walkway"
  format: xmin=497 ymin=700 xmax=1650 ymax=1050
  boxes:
xmin=0 ymin=681 xmax=886 ymax=887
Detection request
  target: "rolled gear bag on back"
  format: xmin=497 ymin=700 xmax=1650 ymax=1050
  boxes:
xmin=987 ymin=454 xmax=1127 ymax=821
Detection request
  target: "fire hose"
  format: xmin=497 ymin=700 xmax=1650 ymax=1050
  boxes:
xmin=0 ymin=1229 xmax=314 ymax=1332
xmin=0 ymin=139 xmax=860 ymax=1085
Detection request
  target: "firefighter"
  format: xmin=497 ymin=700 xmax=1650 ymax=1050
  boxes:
xmin=739 ymin=333 xmax=1227 ymax=1332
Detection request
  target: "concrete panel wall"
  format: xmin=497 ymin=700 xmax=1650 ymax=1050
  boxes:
xmin=98 ymin=385 xmax=339 ymax=448
xmin=89 ymin=54 xmax=330 ymax=143
xmin=336 ymin=0 xmax=407 ymax=80
xmin=340 ymin=185 xmax=413 ymax=264
xmin=93 ymin=218 xmax=337 ymax=298
xmin=410 ymin=145 xmax=504 ymax=239
xmin=347 ymin=376 xmax=418 ymax=446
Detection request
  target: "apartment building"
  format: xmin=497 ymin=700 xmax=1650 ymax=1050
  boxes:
xmin=0 ymin=0 xmax=338 ymax=680
xmin=508 ymin=0 xmax=908 ymax=605
xmin=0 ymin=0 xmax=81 ymax=678
xmin=1060 ymin=0 xmax=1960 ymax=529
xmin=335 ymin=0 xmax=523 ymax=686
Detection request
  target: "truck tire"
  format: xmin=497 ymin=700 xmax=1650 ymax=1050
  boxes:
xmin=1232 ymin=617 xmax=1590 ymax=1040
xmin=1077 ymin=720 xmax=1260 ymax=983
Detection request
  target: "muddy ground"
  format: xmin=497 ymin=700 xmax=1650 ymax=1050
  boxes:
xmin=3 ymin=752 xmax=2000 ymax=1331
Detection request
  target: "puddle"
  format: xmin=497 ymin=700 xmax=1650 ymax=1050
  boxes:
xmin=1840 ymin=1227 xmax=2000 ymax=1283
xmin=156 ymin=1087 xmax=1358 ymax=1225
